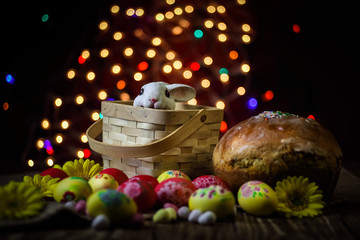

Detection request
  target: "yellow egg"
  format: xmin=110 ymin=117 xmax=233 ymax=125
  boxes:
xmin=157 ymin=170 xmax=191 ymax=183
xmin=87 ymin=189 xmax=137 ymax=223
xmin=54 ymin=177 xmax=92 ymax=203
xmin=237 ymin=181 xmax=278 ymax=216
xmin=189 ymin=185 xmax=236 ymax=218
xmin=89 ymin=173 xmax=119 ymax=192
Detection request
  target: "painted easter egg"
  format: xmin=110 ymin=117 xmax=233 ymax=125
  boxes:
xmin=100 ymin=168 xmax=128 ymax=185
xmin=117 ymin=180 xmax=157 ymax=213
xmin=157 ymin=170 xmax=191 ymax=183
xmin=192 ymin=175 xmax=230 ymax=190
xmin=54 ymin=177 xmax=92 ymax=203
xmin=155 ymin=178 xmax=196 ymax=207
xmin=128 ymin=175 xmax=159 ymax=189
xmin=89 ymin=173 xmax=119 ymax=192
xmin=40 ymin=168 xmax=68 ymax=180
xmin=188 ymin=185 xmax=236 ymax=218
xmin=87 ymin=189 xmax=137 ymax=223
xmin=237 ymin=181 xmax=278 ymax=216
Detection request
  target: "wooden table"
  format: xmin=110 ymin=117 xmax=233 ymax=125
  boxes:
xmin=1 ymin=168 xmax=360 ymax=240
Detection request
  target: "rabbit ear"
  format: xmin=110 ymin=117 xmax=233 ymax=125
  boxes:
xmin=166 ymin=84 xmax=196 ymax=102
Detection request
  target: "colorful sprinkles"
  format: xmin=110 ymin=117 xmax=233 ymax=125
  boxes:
xmin=254 ymin=111 xmax=298 ymax=120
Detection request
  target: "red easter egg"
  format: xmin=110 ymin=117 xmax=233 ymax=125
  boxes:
xmin=128 ymin=175 xmax=159 ymax=189
xmin=117 ymin=180 xmax=157 ymax=213
xmin=40 ymin=168 xmax=68 ymax=180
xmin=154 ymin=178 xmax=196 ymax=207
xmin=192 ymin=175 xmax=231 ymax=190
xmin=100 ymin=168 xmax=128 ymax=185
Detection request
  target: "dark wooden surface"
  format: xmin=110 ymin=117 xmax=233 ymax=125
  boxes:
xmin=1 ymin=168 xmax=360 ymax=240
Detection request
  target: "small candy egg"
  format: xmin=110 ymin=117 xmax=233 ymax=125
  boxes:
xmin=237 ymin=181 xmax=278 ymax=216
xmin=192 ymin=175 xmax=230 ymax=190
xmin=87 ymin=189 xmax=137 ymax=223
xmin=153 ymin=208 xmax=176 ymax=223
xmin=54 ymin=177 xmax=92 ymax=203
xmin=128 ymin=175 xmax=159 ymax=189
xmin=157 ymin=170 xmax=191 ymax=183
xmin=117 ymin=180 xmax=157 ymax=213
xmin=100 ymin=168 xmax=128 ymax=185
xmin=188 ymin=185 xmax=235 ymax=218
xmin=40 ymin=168 xmax=68 ymax=180
xmin=198 ymin=211 xmax=216 ymax=225
xmin=91 ymin=214 xmax=110 ymax=230
xmin=155 ymin=177 xmax=196 ymax=207
xmin=75 ymin=200 xmax=87 ymax=215
xmin=188 ymin=209 xmax=202 ymax=223
xmin=89 ymin=173 xmax=119 ymax=192
xmin=178 ymin=206 xmax=191 ymax=219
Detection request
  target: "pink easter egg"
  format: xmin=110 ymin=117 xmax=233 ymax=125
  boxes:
xmin=117 ymin=180 xmax=157 ymax=213
xmin=154 ymin=178 xmax=196 ymax=207
xmin=192 ymin=175 xmax=231 ymax=190
xmin=128 ymin=175 xmax=159 ymax=189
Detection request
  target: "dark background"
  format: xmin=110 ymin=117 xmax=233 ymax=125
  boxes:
xmin=0 ymin=1 xmax=356 ymax=174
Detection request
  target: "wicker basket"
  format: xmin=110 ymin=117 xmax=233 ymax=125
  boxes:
xmin=86 ymin=100 xmax=223 ymax=178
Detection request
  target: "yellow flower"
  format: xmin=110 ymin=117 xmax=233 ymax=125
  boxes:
xmin=0 ymin=181 xmax=45 ymax=220
xmin=275 ymin=176 xmax=325 ymax=218
xmin=54 ymin=158 xmax=102 ymax=180
xmin=23 ymin=174 xmax=60 ymax=198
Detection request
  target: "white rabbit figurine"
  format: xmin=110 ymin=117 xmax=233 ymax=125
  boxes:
xmin=133 ymin=82 xmax=196 ymax=110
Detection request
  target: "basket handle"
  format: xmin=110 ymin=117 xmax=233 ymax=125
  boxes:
xmin=86 ymin=109 xmax=207 ymax=158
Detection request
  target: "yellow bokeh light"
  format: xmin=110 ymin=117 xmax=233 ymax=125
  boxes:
xmin=55 ymin=134 xmax=63 ymax=144
xmin=112 ymin=64 xmax=121 ymax=74
xmin=217 ymin=5 xmax=226 ymax=13
xmin=204 ymin=20 xmax=214 ymax=28
xmin=47 ymin=158 xmax=54 ymax=167
xmin=111 ymin=5 xmax=119 ymax=14
xmin=242 ymin=24 xmax=251 ymax=32
xmin=120 ymin=92 xmax=130 ymax=101
xmin=237 ymin=86 xmax=246 ymax=95
xmin=183 ymin=70 xmax=192 ymax=79
xmin=126 ymin=8 xmax=135 ymax=16
xmin=218 ymin=22 xmax=227 ymax=31
xmin=54 ymin=98 xmax=62 ymax=107
xmin=146 ymin=49 xmax=156 ymax=58
xmin=166 ymin=0 xmax=175 ymax=5
xmin=100 ymin=49 xmax=109 ymax=58
xmin=98 ymin=90 xmax=107 ymax=100
xmin=77 ymin=150 xmax=85 ymax=159
xmin=237 ymin=0 xmax=246 ymax=5
xmin=216 ymin=100 xmax=225 ymax=109
xmin=152 ymin=37 xmax=162 ymax=46
xmin=166 ymin=51 xmax=176 ymax=60
xmin=61 ymin=120 xmax=69 ymax=129
xmin=80 ymin=133 xmax=88 ymax=143
xmin=91 ymin=111 xmax=100 ymax=121
xmin=37 ymin=139 xmax=44 ymax=149
xmin=28 ymin=159 xmax=34 ymax=167
xmin=87 ymin=71 xmax=95 ymax=81
xmin=184 ymin=5 xmax=194 ymax=13
xmin=75 ymin=95 xmax=84 ymax=105
xmin=67 ymin=69 xmax=76 ymax=79
xmin=165 ymin=11 xmax=174 ymax=19
xmin=136 ymin=8 xmax=144 ymax=16
xmin=187 ymin=98 xmax=197 ymax=105
xmin=220 ymin=73 xmax=229 ymax=83
xmin=174 ymin=7 xmax=183 ymax=15
xmin=242 ymin=34 xmax=251 ymax=43
xmin=163 ymin=64 xmax=172 ymax=74
xmin=124 ymin=47 xmax=133 ymax=57
xmin=113 ymin=32 xmax=123 ymax=40
xmin=203 ymin=56 xmax=213 ymax=65
xmin=155 ymin=13 xmax=165 ymax=22
xmin=173 ymin=60 xmax=182 ymax=69
xmin=172 ymin=26 xmax=183 ymax=35
xmin=207 ymin=5 xmax=216 ymax=13
xmin=81 ymin=50 xmax=90 ymax=59
xmin=99 ymin=21 xmax=108 ymax=30
xmin=134 ymin=72 xmax=143 ymax=81
xmin=41 ymin=119 xmax=50 ymax=129
xmin=201 ymin=79 xmax=211 ymax=88
xmin=241 ymin=63 xmax=250 ymax=73
xmin=218 ymin=33 xmax=227 ymax=42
